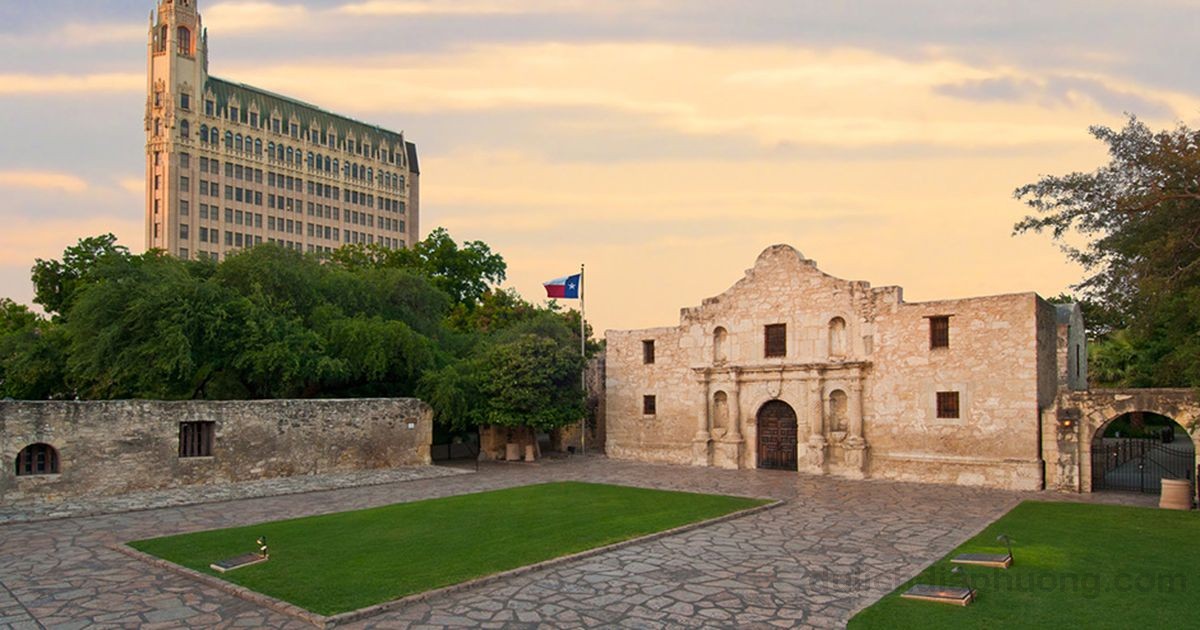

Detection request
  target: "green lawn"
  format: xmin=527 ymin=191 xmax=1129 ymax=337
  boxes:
xmin=851 ymin=501 xmax=1199 ymax=629
xmin=129 ymin=481 xmax=767 ymax=616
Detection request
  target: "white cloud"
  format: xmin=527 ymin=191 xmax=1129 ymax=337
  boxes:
xmin=0 ymin=73 xmax=142 ymax=95
xmin=203 ymin=2 xmax=311 ymax=34
xmin=0 ymin=171 xmax=89 ymax=193
xmin=336 ymin=0 xmax=667 ymax=16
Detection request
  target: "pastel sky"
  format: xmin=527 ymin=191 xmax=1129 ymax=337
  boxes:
xmin=2 ymin=1 xmax=1199 ymax=334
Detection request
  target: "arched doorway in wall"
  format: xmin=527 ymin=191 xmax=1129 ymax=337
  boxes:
xmin=1091 ymin=411 xmax=1195 ymax=493
xmin=757 ymin=400 xmax=798 ymax=471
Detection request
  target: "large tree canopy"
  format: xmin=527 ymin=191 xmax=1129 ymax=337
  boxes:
xmin=1015 ymin=116 xmax=1200 ymax=387
xmin=2 ymin=229 xmax=589 ymax=438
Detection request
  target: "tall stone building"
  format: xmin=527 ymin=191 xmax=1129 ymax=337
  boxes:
xmin=145 ymin=0 xmax=419 ymax=260
xmin=605 ymin=245 xmax=1090 ymax=491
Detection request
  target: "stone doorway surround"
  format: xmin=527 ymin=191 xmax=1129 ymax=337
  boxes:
xmin=691 ymin=362 xmax=869 ymax=478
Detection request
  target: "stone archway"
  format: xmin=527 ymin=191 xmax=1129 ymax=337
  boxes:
xmin=757 ymin=400 xmax=797 ymax=471
xmin=1090 ymin=412 xmax=1195 ymax=493
xmin=1056 ymin=389 xmax=1200 ymax=493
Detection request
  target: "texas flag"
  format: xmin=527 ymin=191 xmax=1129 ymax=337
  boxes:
xmin=543 ymin=273 xmax=581 ymax=299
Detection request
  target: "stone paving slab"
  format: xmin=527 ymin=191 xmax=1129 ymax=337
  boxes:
xmin=0 ymin=457 xmax=1164 ymax=629
xmin=0 ymin=465 xmax=469 ymax=525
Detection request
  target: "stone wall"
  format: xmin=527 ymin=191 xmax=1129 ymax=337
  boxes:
xmin=605 ymin=244 xmax=1066 ymax=491
xmin=1 ymin=398 xmax=432 ymax=504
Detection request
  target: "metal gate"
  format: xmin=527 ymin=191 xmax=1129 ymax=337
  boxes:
xmin=757 ymin=400 xmax=798 ymax=471
xmin=1091 ymin=438 xmax=1195 ymax=493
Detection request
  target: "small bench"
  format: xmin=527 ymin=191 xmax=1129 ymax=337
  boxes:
xmin=952 ymin=533 xmax=1014 ymax=569
xmin=951 ymin=552 xmax=1012 ymax=569
xmin=210 ymin=552 xmax=268 ymax=573
xmin=901 ymin=584 xmax=975 ymax=606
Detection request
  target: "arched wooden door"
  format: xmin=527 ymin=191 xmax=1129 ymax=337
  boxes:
xmin=757 ymin=400 xmax=798 ymax=470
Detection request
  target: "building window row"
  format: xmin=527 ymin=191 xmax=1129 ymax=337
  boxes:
xmin=199 ymin=99 xmax=407 ymax=168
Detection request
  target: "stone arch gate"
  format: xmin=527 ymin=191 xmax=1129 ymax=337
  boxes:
xmin=1050 ymin=389 xmax=1200 ymax=493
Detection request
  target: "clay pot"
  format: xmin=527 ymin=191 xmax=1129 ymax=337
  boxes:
xmin=1159 ymin=479 xmax=1193 ymax=510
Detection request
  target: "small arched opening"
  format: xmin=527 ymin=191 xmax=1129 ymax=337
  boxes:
xmin=712 ymin=391 xmax=729 ymax=435
xmin=713 ymin=326 xmax=727 ymax=364
xmin=1091 ymin=411 xmax=1194 ymax=494
xmin=756 ymin=400 xmax=797 ymax=471
xmin=176 ymin=26 xmax=192 ymax=56
xmin=15 ymin=443 xmax=60 ymax=476
xmin=828 ymin=317 xmax=846 ymax=358
xmin=828 ymin=389 xmax=848 ymax=433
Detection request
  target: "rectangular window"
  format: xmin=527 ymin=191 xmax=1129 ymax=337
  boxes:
xmin=936 ymin=391 xmax=960 ymax=419
xmin=642 ymin=340 xmax=655 ymax=364
xmin=225 ymin=231 xmax=233 ymax=246
xmin=205 ymin=100 xmax=214 ymax=116
xmin=180 ymin=152 xmax=190 ymax=169
xmin=179 ymin=223 xmax=189 ymax=239
xmin=225 ymin=162 xmax=234 ymax=177
xmin=764 ymin=323 xmax=787 ymax=358
xmin=178 ymin=421 xmax=214 ymax=457
xmin=224 ymin=185 xmax=233 ymax=200
xmin=179 ymin=176 xmax=189 ymax=192
xmin=643 ymin=395 xmax=657 ymax=416
xmin=250 ymin=112 xmax=258 ymax=127
xmin=199 ymin=226 xmax=208 ymax=242
xmin=178 ymin=247 xmax=188 ymax=259
xmin=180 ymin=93 xmax=190 ymax=110
xmin=179 ymin=199 xmax=189 ymax=215
xmin=224 ymin=208 xmax=233 ymax=222
xmin=929 ymin=315 xmax=951 ymax=349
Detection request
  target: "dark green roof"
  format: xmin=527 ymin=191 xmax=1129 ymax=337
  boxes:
xmin=203 ymin=75 xmax=417 ymax=172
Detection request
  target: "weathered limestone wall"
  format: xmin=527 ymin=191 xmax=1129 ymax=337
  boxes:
xmin=606 ymin=244 xmax=1064 ymax=491
xmin=866 ymin=292 xmax=1046 ymax=489
xmin=1 ymin=398 xmax=431 ymax=504
xmin=606 ymin=326 xmax=693 ymax=464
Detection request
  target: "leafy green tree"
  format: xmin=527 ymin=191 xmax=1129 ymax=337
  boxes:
xmin=1015 ymin=116 xmax=1200 ymax=387
xmin=31 ymin=234 xmax=130 ymax=320
xmin=0 ymin=299 xmax=69 ymax=399
xmin=330 ymin=228 xmax=506 ymax=308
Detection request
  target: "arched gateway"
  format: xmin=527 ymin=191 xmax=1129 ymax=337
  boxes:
xmin=757 ymin=400 xmax=798 ymax=470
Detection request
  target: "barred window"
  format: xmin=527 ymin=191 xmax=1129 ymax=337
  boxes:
xmin=936 ymin=391 xmax=960 ymax=419
xmin=764 ymin=323 xmax=787 ymax=358
xmin=929 ymin=315 xmax=951 ymax=349
xmin=14 ymin=443 xmax=59 ymax=476
xmin=179 ymin=421 xmax=214 ymax=457
xmin=643 ymin=395 xmax=657 ymax=416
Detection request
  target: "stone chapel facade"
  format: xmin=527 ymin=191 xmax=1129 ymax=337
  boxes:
xmin=605 ymin=245 xmax=1088 ymax=491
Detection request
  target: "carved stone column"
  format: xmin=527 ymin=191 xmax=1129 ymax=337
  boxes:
xmin=805 ymin=376 xmax=827 ymax=473
xmin=692 ymin=372 xmax=712 ymax=466
xmin=715 ymin=369 xmax=745 ymax=469
xmin=843 ymin=376 xmax=868 ymax=478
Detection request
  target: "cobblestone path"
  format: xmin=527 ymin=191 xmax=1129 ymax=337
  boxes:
xmin=0 ymin=458 xmax=1153 ymax=629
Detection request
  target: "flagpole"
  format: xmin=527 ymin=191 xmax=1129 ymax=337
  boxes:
xmin=580 ymin=262 xmax=587 ymax=456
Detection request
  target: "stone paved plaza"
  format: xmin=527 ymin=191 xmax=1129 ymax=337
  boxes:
xmin=0 ymin=458 xmax=1153 ymax=629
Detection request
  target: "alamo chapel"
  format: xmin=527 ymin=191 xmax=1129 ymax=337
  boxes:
xmin=605 ymin=244 xmax=1089 ymax=491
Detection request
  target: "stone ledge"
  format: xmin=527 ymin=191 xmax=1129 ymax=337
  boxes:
xmin=114 ymin=495 xmax=784 ymax=628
